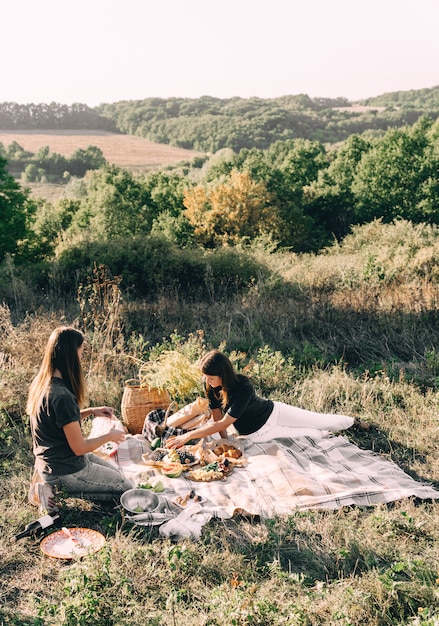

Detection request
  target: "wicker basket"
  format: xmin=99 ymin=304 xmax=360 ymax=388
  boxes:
xmin=120 ymin=379 xmax=171 ymax=435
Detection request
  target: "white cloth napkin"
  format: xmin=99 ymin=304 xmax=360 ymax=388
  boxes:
xmin=159 ymin=503 xmax=216 ymax=540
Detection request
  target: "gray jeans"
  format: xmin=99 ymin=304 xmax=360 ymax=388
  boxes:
xmin=43 ymin=453 xmax=133 ymax=499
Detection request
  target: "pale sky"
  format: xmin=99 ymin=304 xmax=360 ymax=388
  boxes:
xmin=2 ymin=0 xmax=438 ymax=106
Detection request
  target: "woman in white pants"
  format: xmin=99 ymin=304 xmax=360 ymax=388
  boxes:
xmin=166 ymin=349 xmax=367 ymax=449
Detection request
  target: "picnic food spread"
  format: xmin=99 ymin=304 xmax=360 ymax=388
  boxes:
xmin=105 ymin=423 xmax=439 ymax=538
xmin=141 ymin=439 xmax=245 ymax=482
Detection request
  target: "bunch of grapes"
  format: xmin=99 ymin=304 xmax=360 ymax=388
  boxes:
xmin=176 ymin=451 xmax=195 ymax=464
xmin=151 ymin=450 xmax=166 ymax=462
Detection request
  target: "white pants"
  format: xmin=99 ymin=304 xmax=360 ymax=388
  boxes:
xmin=246 ymin=401 xmax=354 ymax=443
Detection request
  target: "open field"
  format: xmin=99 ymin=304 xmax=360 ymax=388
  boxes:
xmin=332 ymin=105 xmax=387 ymax=112
xmin=0 ymin=129 xmax=204 ymax=171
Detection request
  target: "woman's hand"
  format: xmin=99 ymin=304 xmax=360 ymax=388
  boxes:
xmin=64 ymin=420 xmax=126 ymax=455
xmin=166 ymin=413 xmax=236 ymax=449
xmin=109 ymin=428 xmax=126 ymax=444
xmin=165 ymin=434 xmax=192 ymax=449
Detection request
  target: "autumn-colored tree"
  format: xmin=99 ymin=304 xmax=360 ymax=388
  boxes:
xmin=183 ymin=170 xmax=281 ymax=246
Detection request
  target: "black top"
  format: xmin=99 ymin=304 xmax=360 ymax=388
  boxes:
xmin=206 ymin=374 xmax=274 ymax=435
xmin=31 ymin=377 xmax=86 ymax=476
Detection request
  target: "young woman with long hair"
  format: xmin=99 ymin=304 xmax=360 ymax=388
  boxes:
xmin=27 ymin=327 xmax=132 ymax=502
xmin=166 ymin=349 xmax=366 ymax=448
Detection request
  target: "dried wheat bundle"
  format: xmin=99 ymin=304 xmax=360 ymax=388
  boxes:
xmin=138 ymin=350 xmax=203 ymax=402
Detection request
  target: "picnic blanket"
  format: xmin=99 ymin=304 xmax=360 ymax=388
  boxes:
xmin=110 ymin=432 xmax=439 ymax=524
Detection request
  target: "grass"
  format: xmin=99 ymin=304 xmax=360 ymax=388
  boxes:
xmin=2 ymin=224 xmax=439 ymax=625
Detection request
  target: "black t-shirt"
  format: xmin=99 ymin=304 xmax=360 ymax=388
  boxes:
xmin=31 ymin=377 xmax=86 ymax=476
xmin=207 ymin=374 xmax=273 ymax=435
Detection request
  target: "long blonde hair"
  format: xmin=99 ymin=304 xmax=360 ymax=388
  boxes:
xmin=26 ymin=327 xmax=87 ymax=418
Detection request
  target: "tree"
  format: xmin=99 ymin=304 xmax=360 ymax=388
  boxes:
xmin=0 ymin=155 xmax=37 ymax=261
xmin=142 ymin=170 xmax=188 ymax=217
xmin=68 ymin=165 xmax=154 ymax=240
xmin=150 ymin=211 xmax=195 ymax=247
xmin=200 ymin=142 xmax=328 ymax=250
xmin=32 ymin=198 xmax=81 ymax=254
xmin=324 ymin=134 xmax=372 ymax=191
xmin=266 ymin=139 xmax=328 ymax=249
xmin=301 ymin=134 xmax=372 ymax=249
xmin=352 ymin=117 xmax=439 ymax=224
xmin=183 ymin=170 xmax=281 ymax=246
xmin=68 ymin=145 xmax=107 ymax=176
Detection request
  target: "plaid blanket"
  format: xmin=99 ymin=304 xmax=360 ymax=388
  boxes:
xmin=141 ymin=408 xmax=188 ymax=443
xmin=112 ymin=433 xmax=439 ymax=520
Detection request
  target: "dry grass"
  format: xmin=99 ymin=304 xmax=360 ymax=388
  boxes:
xmin=2 ymin=298 xmax=439 ymax=625
xmin=24 ymin=182 xmax=68 ymax=203
xmin=2 ymin=230 xmax=439 ymax=624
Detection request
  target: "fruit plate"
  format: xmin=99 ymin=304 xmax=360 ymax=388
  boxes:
xmin=40 ymin=528 xmax=105 ymax=559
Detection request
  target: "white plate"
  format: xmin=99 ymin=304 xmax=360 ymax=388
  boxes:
xmin=40 ymin=528 xmax=105 ymax=559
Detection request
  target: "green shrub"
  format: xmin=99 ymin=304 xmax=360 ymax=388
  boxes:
xmin=54 ymin=235 xmax=272 ymax=302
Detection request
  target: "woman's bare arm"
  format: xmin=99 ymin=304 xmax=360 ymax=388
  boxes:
xmin=79 ymin=406 xmax=115 ymax=421
xmin=63 ymin=421 xmax=126 ymax=455
xmin=211 ymin=407 xmax=229 ymax=439
xmin=165 ymin=412 xmax=236 ymax=448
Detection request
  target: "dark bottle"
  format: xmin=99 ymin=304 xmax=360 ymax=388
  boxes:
xmin=12 ymin=512 xmax=60 ymax=541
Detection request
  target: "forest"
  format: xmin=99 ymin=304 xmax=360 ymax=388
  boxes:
xmin=1 ymin=85 xmax=439 ymax=151
xmin=96 ymin=89 xmax=439 ymax=151
xmin=0 ymin=101 xmax=117 ymax=131
xmin=1 ymin=107 xmax=439 ymax=318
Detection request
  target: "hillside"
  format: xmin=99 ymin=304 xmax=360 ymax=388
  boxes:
xmin=95 ymin=87 xmax=439 ymax=151
xmin=3 ymin=87 xmax=439 ymax=154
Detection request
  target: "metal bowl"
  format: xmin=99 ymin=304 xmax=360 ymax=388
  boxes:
xmin=120 ymin=488 xmax=159 ymax=514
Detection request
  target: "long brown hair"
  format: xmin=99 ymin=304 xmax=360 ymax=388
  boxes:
xmin=26 ymin=327 xmax=87 ymax=418
xmin=199 ymin=350 xmax=239 ymax=409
